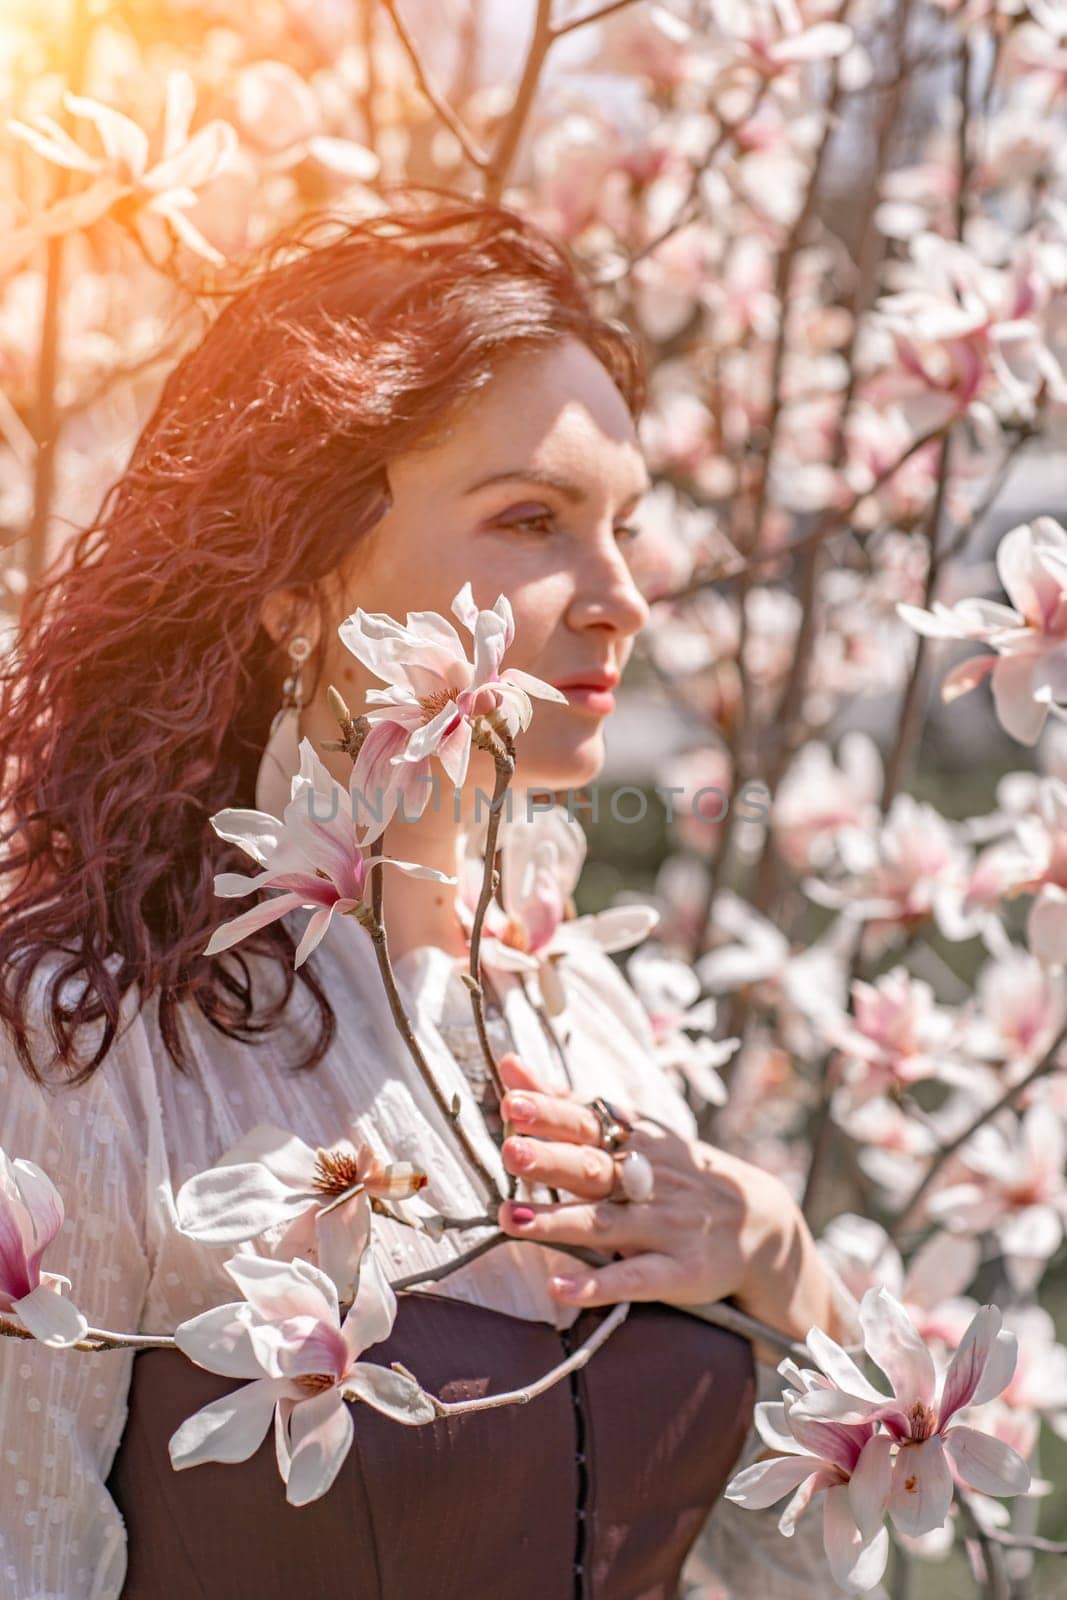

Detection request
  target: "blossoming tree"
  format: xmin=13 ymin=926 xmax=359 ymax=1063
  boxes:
xmin=2 ymin=1 xmax=1067 ymax=1594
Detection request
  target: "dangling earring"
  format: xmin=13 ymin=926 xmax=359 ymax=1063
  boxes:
xmin=254 ymin=634 xmax=312 ymax=816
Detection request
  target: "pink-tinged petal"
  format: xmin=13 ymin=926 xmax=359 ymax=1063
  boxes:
xmin=859 ymin=1286 xmax=936 ymax=1406
xmin=887 ymin=1436 xmax=953 ymax=1537
xmin=940 ymin=1306 xmax=1016 ymax=1424
xmin=343 ymin=1362 xmax=436 ymax=1424
xmin=554 ymin=905 xmax=660 ymax=956
xmin=785 ymin=1413 xmax=874 ymax=1474
xmin=168 ymin=1375 xmax=286 ymax=1469
xmin=996 ymin=522 xmax=1045 ymax=623
xmin=941 ymin=654 xmax=996 ymax=704
xmin=249 ymin=1315 xmax=349 ymax=1381
xmin=293 ymin=904 xmax=335 ymax=968
xmin=403 ymin=699 xmax=466 ymax=766
xmin=848 ymin=1434 xmax=894 ymax=1544
xmin=340 ymin=1251 xmax=397 ymax=1361
xmin=500 ymin=667 xmax=569 ymax=704
xmin=723 ymin=1454 xmax=821 ymax=1509
xmin=175 ymin=1159 xmax=316 ymax=1245
xmin=779 ymin=1468 xmax=835 ymax=1535
xmin=806 ymin=1326 xmax=888 ymax=1404
xmin=991 ymin=655 xmax=1048 ymax=746
xmin=315 ymin=1196 xmax=372 ymax=1307
xmin=282 ymin=1389 xmax=354 ymax=1505
xmin=203 ymin=892 xmax=307 ymax=956
xmin=823 ymin=1484 xmax=890 ymax=1594
xmin=754 ymin=1400 xmax=810 ymax=1456
xmin=903 ymin=1231 xmax=980 ymax=1309
xmin=434 ymin=717 xmax=472 ymax=789
xmin=224 ymin=1253 xmax=338 ymax=1327
xmin=174 ymin=1302 xmax=262 ymax=1378
xmin=1028 ymin=888 xmax=1067 ymax=966
xmin=208 ymin=808 xmax=284 ymax=865
xmin=942 ymin=1424 xmax=1031 ymax=1498
xmin=10 ymin=1283 xmax=88 ymax=1348
xmin=790 ymin=1387 xmax=899 ymax=1430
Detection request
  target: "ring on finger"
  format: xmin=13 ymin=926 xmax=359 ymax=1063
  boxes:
xmin=588 ymin=1096 xmax=634 ymax=1153
xmin=608 ymin=1149 xmax=656 ymax=1205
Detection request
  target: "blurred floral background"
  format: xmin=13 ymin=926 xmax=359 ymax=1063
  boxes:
xmin=2 ymin=1 xmax=1066 ymax=1594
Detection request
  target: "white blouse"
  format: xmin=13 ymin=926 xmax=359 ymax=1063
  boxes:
xmin=0 ymin=906 xmax=857 ymax=1599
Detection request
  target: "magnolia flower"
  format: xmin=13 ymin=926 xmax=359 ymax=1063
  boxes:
xmin=818 ymin=1214 xmax=981 ymax=1351
xmin=455 ymin=804 xmax=659 ymax=1016
xmin=926 ymin=1104 xmax=1067 ymax=1290
xmin=0 ymin=1150 xmax=88 ymax=1347
xmin=204 ymin=737 xmax=456 ymax=966
xmin=821 ymin=967 xmax=974 ymax=1109
xmin=898 ymin=516 xmax=1067 ymax=745
xmin=625 ymin=944 xmax=737 ymax=1106
xmin=772 ymin=734 xmax=883 ymax=873
xmin=340 ymin=582 xmax=567 ymax=845
xmin=724 ymin=1374 xmax=891 ymax=1593
xmin=792 ymin=1289 xmax=1031 ymax=1538
xmin=7 ymin=72 xmax=236 ymax=270
xmin=170 ymin=1253 xmax=434 ymax=1505
xmin=176 ymin=1123 xmax=431 ymax=1303
xmin=963 ymin=777 xmax=1067 ymax=964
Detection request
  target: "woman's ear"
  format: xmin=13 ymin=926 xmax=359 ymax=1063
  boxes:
xmin=260 ymin=590 xmax=320 ymax=650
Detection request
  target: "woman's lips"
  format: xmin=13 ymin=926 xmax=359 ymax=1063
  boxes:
xmin=560 ymin=685 xmax=616 ymax=715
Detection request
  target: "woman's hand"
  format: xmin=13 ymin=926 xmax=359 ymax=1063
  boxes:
xmin=495 ymin=1054 xmax=837 ymax=1363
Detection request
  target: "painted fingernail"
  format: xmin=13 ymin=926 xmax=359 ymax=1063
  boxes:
xmin=507 ymin=1094 xmax=536 ymax=1122
xmin=508 ymin=1205 xmax=537 ymax=1227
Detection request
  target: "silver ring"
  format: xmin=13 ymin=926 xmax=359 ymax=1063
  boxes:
xmin=588 ymin=1096 xmax=634 ymax=1153
xmin=608 ymin=1149 xmax=655 ymax=1205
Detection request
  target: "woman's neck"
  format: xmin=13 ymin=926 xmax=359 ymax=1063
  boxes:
xmin=371 ymin=809 xmax=470 ymax=964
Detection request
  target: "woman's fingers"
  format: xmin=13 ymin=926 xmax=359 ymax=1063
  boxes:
xmin=502 ymin=1134 xmax=614 ymax=1197
xmin=547 ymin=1253 xmax=681 ymax=1307
xmin=498 ymin=1196 xmax=658 ymax=1252
xmin=501 ymin=1091 xmax=603 ymax=1148
xmin=498 ymin=1053 xmax=560 ymax=1098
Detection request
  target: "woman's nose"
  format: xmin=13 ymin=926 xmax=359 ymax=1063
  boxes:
xmin=566 ymin=537 xmax=651 ymax=640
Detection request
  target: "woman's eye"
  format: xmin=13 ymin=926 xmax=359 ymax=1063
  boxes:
xmin=494 ymin=507 xmax=642 ymax=545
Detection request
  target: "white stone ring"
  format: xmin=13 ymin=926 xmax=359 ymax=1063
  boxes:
xmin=608 ymin=1148 xmax=656 ymax=1205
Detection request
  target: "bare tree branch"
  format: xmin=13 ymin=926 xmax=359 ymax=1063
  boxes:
xmin=379 ymin=0 xmax=490 ymax=171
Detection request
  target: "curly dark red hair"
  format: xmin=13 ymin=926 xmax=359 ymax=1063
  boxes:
xmin=0 ymin=186 xmax=647 ymax=1085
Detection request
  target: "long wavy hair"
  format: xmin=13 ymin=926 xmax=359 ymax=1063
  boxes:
xmin=0 ymin=187 xmax=647 ymax=1085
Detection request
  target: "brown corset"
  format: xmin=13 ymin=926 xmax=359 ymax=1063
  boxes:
xmin=107 ymin=1293 xmax=755 ymax=1600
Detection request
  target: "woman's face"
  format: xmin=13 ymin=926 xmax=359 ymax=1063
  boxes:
xmin=309 ymin=335 xmax=652 ymax=805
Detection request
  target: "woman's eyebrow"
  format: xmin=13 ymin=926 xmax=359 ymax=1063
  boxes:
xmin=462 ymin=466 xmax=651 ymax=507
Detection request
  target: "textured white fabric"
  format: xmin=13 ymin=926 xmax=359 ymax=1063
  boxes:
xmin=0 ymin=909 xmax=861 ymax=1599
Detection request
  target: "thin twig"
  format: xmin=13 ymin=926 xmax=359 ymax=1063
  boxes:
xmin=355 ymin=855 xmax=503 ymax=1204
xmin=956 ymin=1488 xmax=1011 ymax=1600
xmin=482 ymin=0 xmax=554 ymax=203
xmin=393 ymin=1301 xmax=631 ymax=1416
xmin=464 ymin=723 xmax=515 ymax=1106
xmin=379 ymin=0 xmax=489 ymax=171
xmin=889 ymin=1022 xmax=1067 ymax=1239
xmin=552 ymin=0 xmax=643 ymax=39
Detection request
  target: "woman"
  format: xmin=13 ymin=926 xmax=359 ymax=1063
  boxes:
xmin=0 ymin=193 xmax=857 ymax=1599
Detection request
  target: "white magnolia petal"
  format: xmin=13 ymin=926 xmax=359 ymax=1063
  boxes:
xmin=848 ymin=1433 xmax=893 ymax=1545
xmin=284 ymin=1389 xmax=354 ymax=1505
xmin=805 ymin=1326 xmax=887 ymax=1404
xmin=224 ymin=1253 xmax=339 ymax=1327
xmin=168 ymin=1375 xmax=285 ymax=1469
xmin=887 ymin=1436 xmax=953 ymax=1537
xmin=824 ymin=1484 xmax=890 ymax=1594
xmin=723 ymin=1454 xmax=819 ymax=1509
xmin=176 ymin=1160 xmax=314 ymax=1244
xmin=943 ymin=1424 xmax=1031 ymax=1499
xmin=859 ymin=1285 xmax=936 ymax=1405
xmin=343 ymin=1361 xmax=438 ymax=1425
xmin=173 ymin=1302 xmax=261 ymax=1378
xmin=10 ymin=1284 xmax=88 ymax=1348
